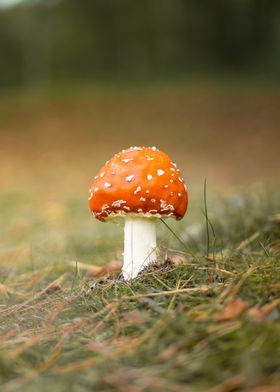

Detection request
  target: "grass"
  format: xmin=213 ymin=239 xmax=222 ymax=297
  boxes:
xmin=0 ymin=186 xmax=279 ymax=392
xmin=0 ymin=80 xmax=280 ymax=390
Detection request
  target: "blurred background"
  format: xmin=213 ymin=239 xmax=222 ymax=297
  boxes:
xmin=0 ymin=0 xmax=280 ymax=266
xmin=1 ymin=0 xmax=280 ymax=194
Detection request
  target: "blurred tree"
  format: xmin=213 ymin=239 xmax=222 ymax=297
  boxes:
xmin=0 ymin=0 xmax=279 ymax=90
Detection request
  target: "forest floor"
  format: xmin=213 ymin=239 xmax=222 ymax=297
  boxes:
xmin=0 ymin=80 xmax=280 ymax=391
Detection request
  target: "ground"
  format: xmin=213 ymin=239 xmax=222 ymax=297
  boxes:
xmin=0 ymin=80 xmax=279 ymax=391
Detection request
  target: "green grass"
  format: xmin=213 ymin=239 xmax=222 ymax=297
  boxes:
xmin=0 ymin=186 xmax=279 ymax=391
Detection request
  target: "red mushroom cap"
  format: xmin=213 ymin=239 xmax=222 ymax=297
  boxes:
xmin=88 ymin=146 xmax=188 ymax=222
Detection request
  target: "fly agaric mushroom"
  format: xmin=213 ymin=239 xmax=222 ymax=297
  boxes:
xmin=88 ymin=146 xmax=188 ymax=280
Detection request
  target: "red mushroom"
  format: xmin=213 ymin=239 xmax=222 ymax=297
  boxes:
xmin=88 ymin=146 xmax=188 ymax=280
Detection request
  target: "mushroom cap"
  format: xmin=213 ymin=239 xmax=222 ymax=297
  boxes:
xmin=88 ymin=146 xmax=188 ymax=222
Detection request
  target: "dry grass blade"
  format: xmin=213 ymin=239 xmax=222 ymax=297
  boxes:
xmin=53 ymin=358 xmax=97 ymax=374
xmin=123 ymin=284 xmax=223 ymax=301
xmin=208 ymin=375 xmax=245 ymax=392
xmin=0 ymin=283 xmax=9 ymax=299
xmin=35 ymin=338 xmax=65 ymax=373
xmin=217 ymin=267 xmax=255 ymax=303
xmin=0 ymin=274 xmax=66 ymax=315
xmin=236 ymin=232 xmax=260 ymax=251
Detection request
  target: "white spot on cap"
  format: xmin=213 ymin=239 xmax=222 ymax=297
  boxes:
xmin=147 ymin=174 xmax=153 ymax=181
xmin=94 ymin=175 xmax=98 ymax=179
xmin=104 ymin=183 xmax=112 ymax=188
xmin=157 ymin=169 xmax=165 ymax=176
xmin=125 ymin=174 xmax=135 ymax=182
xmin=88 ymin=192 xmax=93 ymax=201
xmin=151 ymin=198 xmax=156 ymax=203
xmin=122 ymin=158 xmax=134 ymax=163
xmin=123 ymin=206 xmax=130 ymax=211
xmin=146 ymin=156 xmax=154 ymax=161
xmin=178 ymin=193 xmax=182 ymax=197
xmin=137 ymin=208 xmax=143 ymax=212
xmin=149 ymin=209 xmax=158 ymax=213
xmin=146 ymin=190 xmax=150 ymax=194
xmin=111 ymin=171 xmax=116 ymax=175
xmin=178 ymin=177 xmax=183 ymax=182
xmin=94 ymin=187 xmax=99 ymax=192
xmin=100 ymin=172 xmax=105 ymax=178
xmin=101 ymin=204 xmax=110 ymax=210
xmin=171 ymin=162 xmax=177 ymax=167
xmin=140 ymin=197 xmax=146 ymax=202
xmin=160 ymin=200 xmax=175 ymax=212
xmin=129 ymin=146 xmax=142 ymax=151
xmin=134 ymin=186 xmax=141 ymax=195
xmin=170 ymin=179 xmax=174 ymax=183
xmin=112 ymin=200 xmax=126 ymax=207
xmin=164 ymin=185 xmax=168 ymax=189
xmin=170 ymin=192 xmax=174 ymax=196
xmin=170 ymin=167 xmax=175 ymax=172
xmin=151 ymin=146 xmax=157 ymax=151
xmin=184 ymin=184 xmax=187 ymax=191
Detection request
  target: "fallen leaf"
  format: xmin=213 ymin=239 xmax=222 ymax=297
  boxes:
xmin=86 ymin=260 xmax=122 ymax=278
xmin=70 ymin=260 xmax=122 ymax=277
xmin=216 ymin=299 xmax=248 ymax=322
xmin=169 ymin=254 xmax=185 ymax=266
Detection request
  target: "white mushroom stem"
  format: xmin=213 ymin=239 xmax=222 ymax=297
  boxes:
xmin=123 ymin=217 xmax=157 ymax=280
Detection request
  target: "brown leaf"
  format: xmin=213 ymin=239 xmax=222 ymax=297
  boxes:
xmin=73 ymin=260 xmax=122 ymax=278
xmin=216 ymin=299 xmax=248 ymax=322
xmin=169 ymin=255 xmax=185 ymax=266
xmin=86 ymin=260 xmax=122 ymax=278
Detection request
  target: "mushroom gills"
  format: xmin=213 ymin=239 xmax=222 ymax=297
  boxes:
xmin=123 ymin=217 xmax=157 ymax=280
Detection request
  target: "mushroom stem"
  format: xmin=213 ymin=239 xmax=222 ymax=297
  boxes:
xmin=123 ymin=217 xmax=157 ymax=280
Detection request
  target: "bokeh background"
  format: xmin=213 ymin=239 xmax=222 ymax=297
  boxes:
xmin=0 ymin=0 xmax=280 ymax=265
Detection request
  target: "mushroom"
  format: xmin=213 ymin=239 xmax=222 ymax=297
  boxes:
xmin=88 ymin=146 xmax=188 ymax=280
